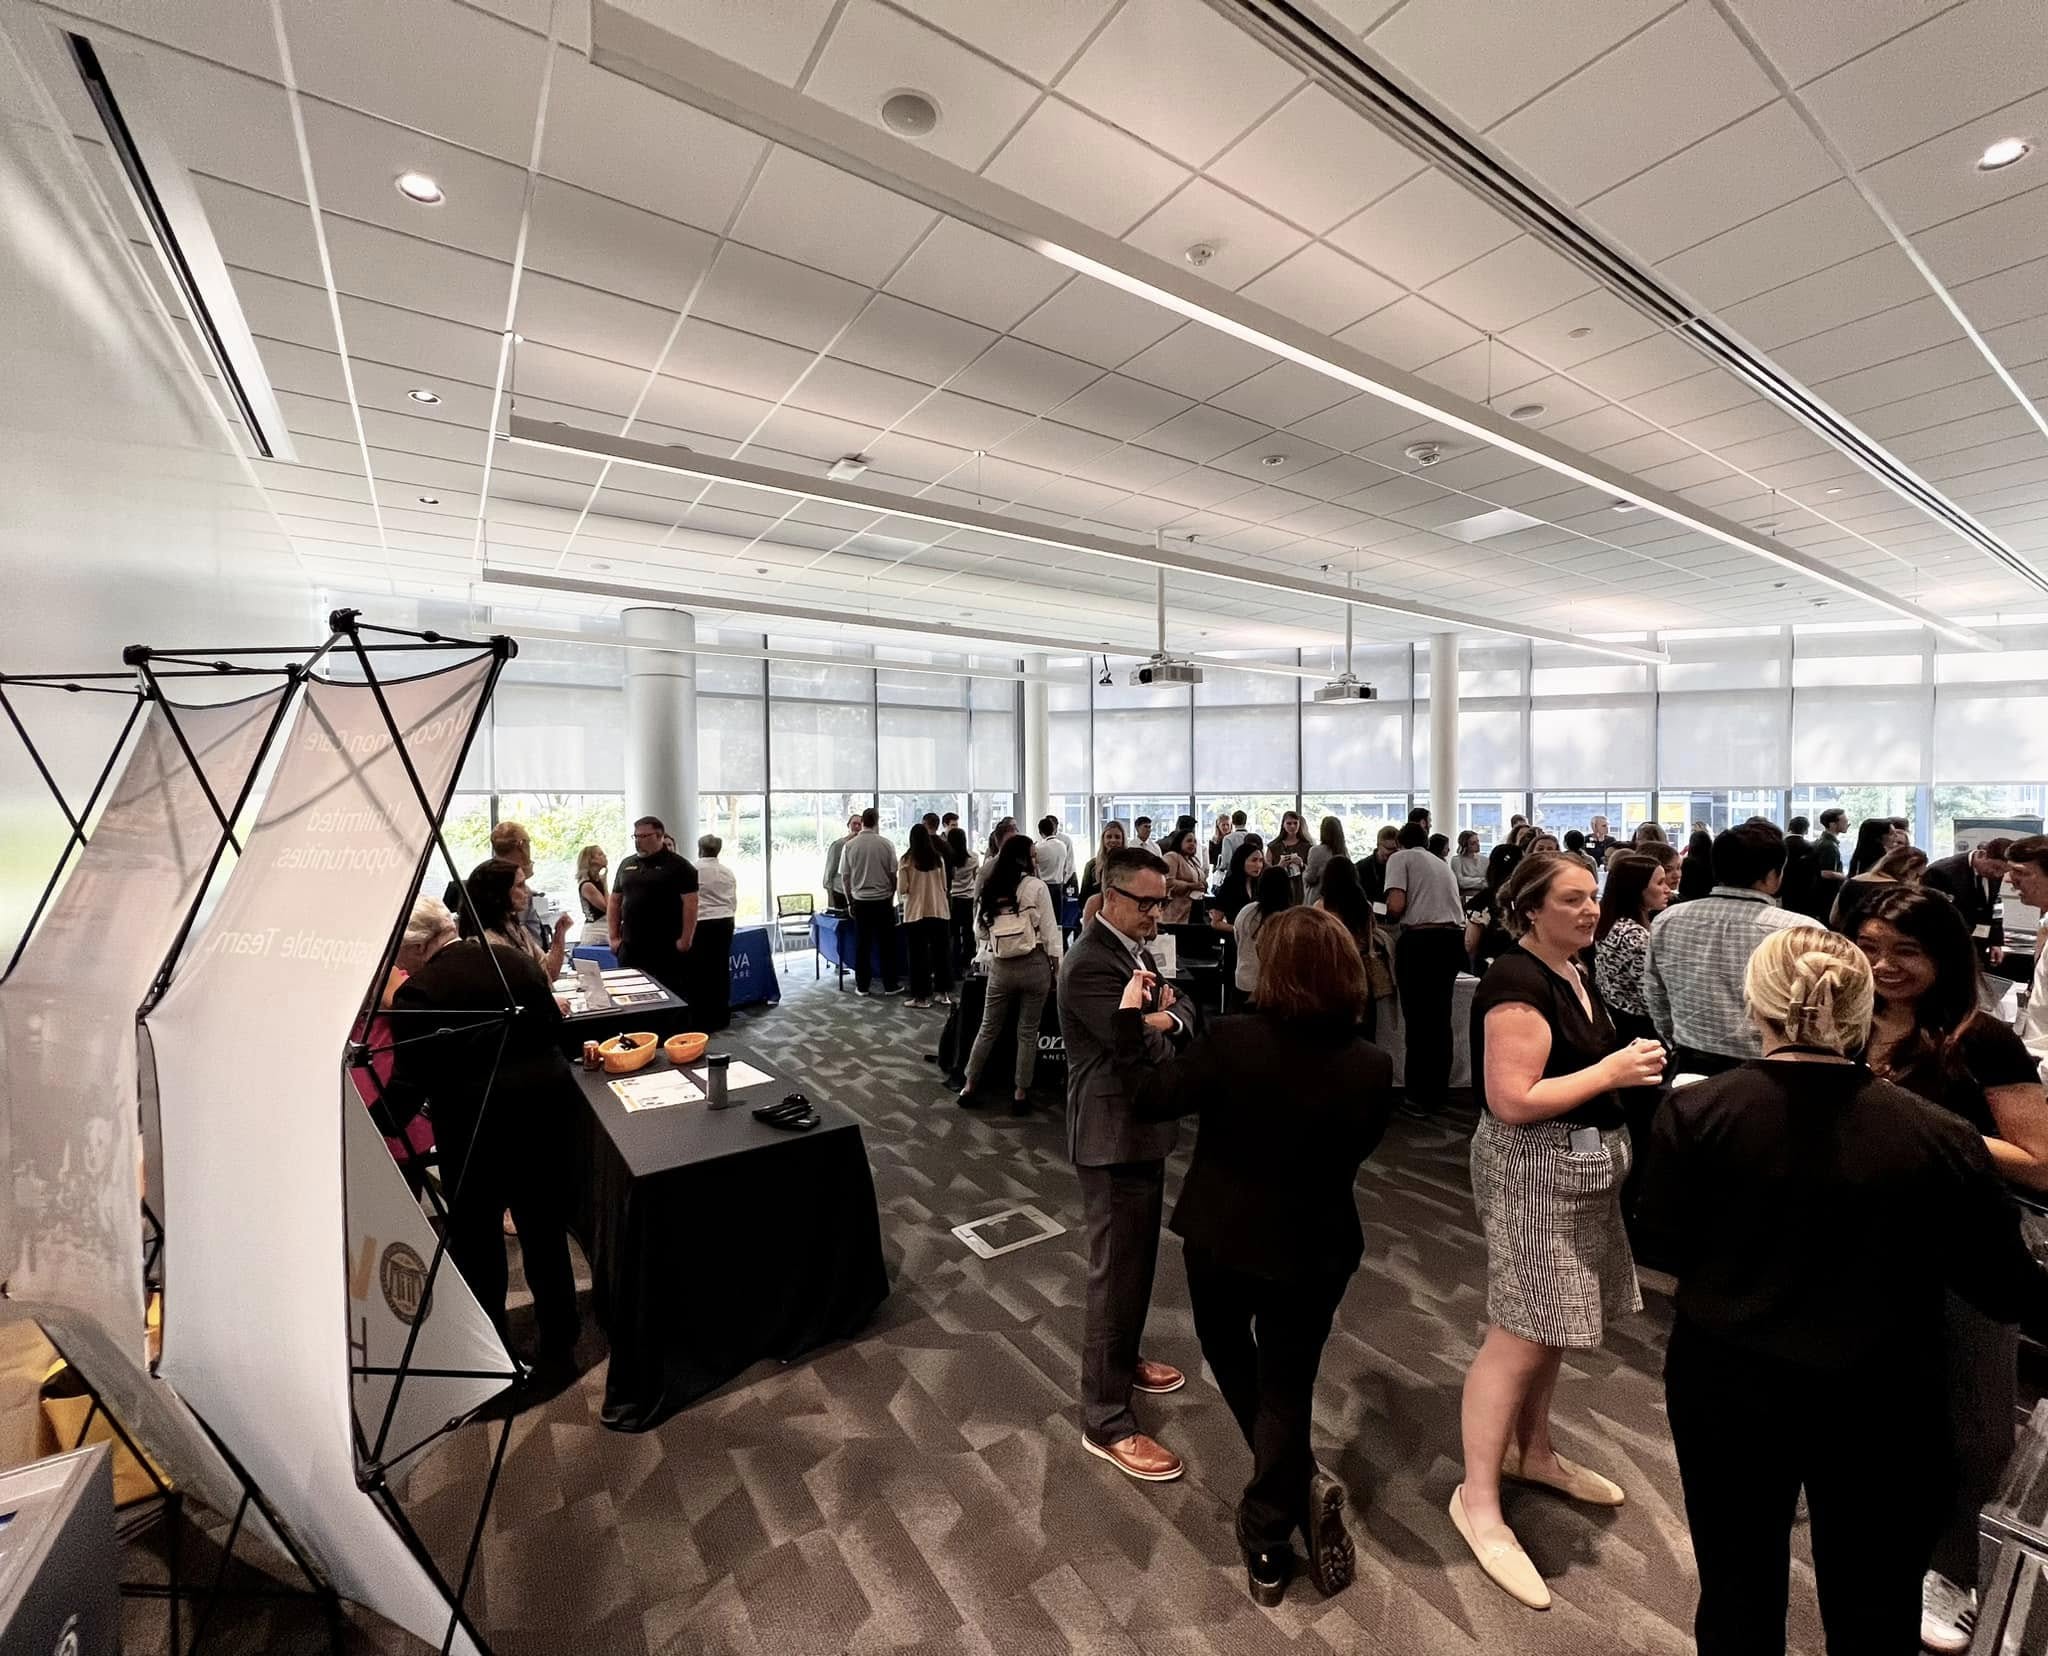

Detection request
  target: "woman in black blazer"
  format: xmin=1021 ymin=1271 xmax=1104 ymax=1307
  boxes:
xmin=1112 ymin=907 xmax=1396 ymax=1611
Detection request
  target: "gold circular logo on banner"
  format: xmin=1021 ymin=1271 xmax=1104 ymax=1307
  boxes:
xmin=378 ymin=1242 xmax=430 ymax=1326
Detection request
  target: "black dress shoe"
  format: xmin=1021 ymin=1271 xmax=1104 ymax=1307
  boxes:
xmin=1304 ymin=1467 xmax=1355 ymax=1597
xmin=1246 ymin=1548 xmax=1291 ymax=1608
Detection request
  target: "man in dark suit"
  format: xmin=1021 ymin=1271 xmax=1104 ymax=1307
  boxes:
xmin=1923 ymin=837 xmax=2013 ymax=966
xmin=1058 ymin=846 xmax=1196 ymax=1481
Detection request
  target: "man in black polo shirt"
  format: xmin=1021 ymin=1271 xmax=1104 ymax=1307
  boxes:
xmin=607 ymin=814 xmax=698 ymax=997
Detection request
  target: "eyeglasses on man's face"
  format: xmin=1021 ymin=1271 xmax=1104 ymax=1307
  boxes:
xmin=1110 ymin=888 xmax=1165 ymax=912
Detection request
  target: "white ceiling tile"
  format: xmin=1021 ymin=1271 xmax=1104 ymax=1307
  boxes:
xmin=1121 ymin=322 xmax=1277 ymax=401
xmin=947 ymin=337 xmax=1099 ymax=415
xmin=1366 ymin=0 xmax=1674 ymax=130
xmin=1011 ymin=279 xmax=1183 ymax=368
xmin=729 ymin=147 xmax=938 ymax=288
xmin=1325 ymin=168 xmax=1519 ymax=289
xmin=1771 ymin=297 xmax=1966 ymax=387
xmin=1810 ymin=338 xmax=1988 ymax=415
xmin=981 ymin=98 xmax=1187 ymax=236
xmin=1951 ymin=255 xmax=2048 ymax=333
xmin=1411 ymin=338 xmax=1546 ymax=404
xmin=1334 ymin=295 xmax=1483 ymax=373
xmin=342 ymin=297 xmax=504 ymax=387
xmin=623 ymin=372 xmax=773 ymax=441
xmin=1581 ymin=99 xmax=1838 ymax=265
xmin=1573 ymin=331 xmax=1717 ymax=400
xmin=323 ymin=217 xmax=508 ymax=329
xmin=1915 ymin=184 xmax=2048 ymax=289
xmin=1420 ymin=235 xmax=1597 ymax=333
xmin=1625 ymin=369 xmax=1759 ymax=428
xmin=661 ymin=318 xmax=814 ymax=401
xmin=1124 ymin=178 xmax=1308 ymax=291
xmin=515 ymin=269 xmax=674 ymax=367
xmin=196 ymin=177 xmax=324 ymax=287
xmin=1660 ymin=179 xmax=1887 ymax=309
xmin=1497 ymin=289 xmax=1659 ymax=371
xmin=1211 ymin=362 xmax=1355 ymax=428
xmin=1543 ymin=404 xmax=1657 ymax=452
xmin=1286 ymin=393 xmax=1432 ymax=452
xmin=1072 ymin=445 xmax=1192 ymax=495
xmin=990 ymin=420 xmax=1119 ymax=474
xmin=1860 ymin=88 xmax=2048 ymax=236
xmin=282 ymin=0 xmax=547 ymax=163
xmin=513 ymin=340 xmax=650 ymax=416
xmin=804 ymin=0 xmax=1040 ymax=168
xmin=1798 ymin=0 xmax=2048 ymax=166
xmin=1212 ymin=437 xmax=1339 ymax=486
xmin=791 ymin=355 xmax=933 ymax=427
xmin=1717 ymin=245 xmax=1927 ymax=351
xmin=832 ymin=293 xmax=996 ymax=385
xmin=1207 ymin=85 xmax=1422 ymax=234
xmin=1238 ymin=244 xmax=1404 ymax=337
xmin=541 ymin=50 xmax=766 ymax=232
xmin=608 ymin=0 xmax=839 ymax=86
xmin=1055 ymin=0 xmax=1303 ymax=167
xmin=693 ymin=242 xmax=867 ymax=351
xmin=748 ymin=404 xmax=880 ymax=465
xmin=894 ymin=389 xmax=1034 ymax=450
xmin=889 ymin=0 xmax=1117 ymax=84
xmin=1487 ymin=0 xmax=1777 ymax=204
xmin=1724 ymin=0 xmax=1966 ymax=87
xmin=297 ymin=101 xmax=525 ymax=262
xmin=1056 ymin=375 xmax=1194 ymax=441
xmin=523 ymin=178 xmax=716 ymax=311
xmin=1145 ymin=405 xmax=1271 ymax=464
xmin=884 ymin=217 xmax=1071 ymax=331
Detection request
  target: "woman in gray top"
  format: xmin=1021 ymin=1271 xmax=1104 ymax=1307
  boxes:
xmin=1304 ymin=816 xmax=1347 ymax=906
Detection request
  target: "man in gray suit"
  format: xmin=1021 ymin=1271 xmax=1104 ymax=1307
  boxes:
xmin=1058 ymin=846 xmax=1196 ymax=1481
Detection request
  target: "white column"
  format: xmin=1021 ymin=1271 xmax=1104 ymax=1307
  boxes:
xmin=1022 ymin=651 xmax=1050 ymax=818
xmin=621 ymin=606 xmax=697 ymax=853
xmin=1430 ymin=632 xmax=1459 ymax=829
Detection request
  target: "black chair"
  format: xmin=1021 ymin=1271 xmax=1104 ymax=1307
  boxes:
xmin=773 ymin=892 xmax=814 ymax=967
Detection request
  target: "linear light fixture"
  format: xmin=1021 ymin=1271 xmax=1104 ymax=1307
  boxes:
xmin=509 ymin=623 xmax=1077 ymax=684
xmin=504 ymin=414 xmax=1671 ymax=666
xmin=586 ymin=2 xmax=1995 ymax=653
xmin=483 ymin=567 xmax=1341 ymax=681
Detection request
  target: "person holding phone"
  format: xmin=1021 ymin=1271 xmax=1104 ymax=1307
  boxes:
xmin=1450 ymin=853 xmax=1665 ymax=1611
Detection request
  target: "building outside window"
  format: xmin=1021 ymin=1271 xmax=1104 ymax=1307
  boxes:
xmin=1531 ymin=792 xmax=1654 ymax=841
xmin=1657 ymin=789 xmax=1785 ymax=837
xmin=1787 ymin=785 xmax=1917 ymax=848
xmin=1928 ymin=783 xmax=2048 ymax=858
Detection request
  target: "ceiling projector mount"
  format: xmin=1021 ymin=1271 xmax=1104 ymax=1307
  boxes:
xmin=1314 ymin=572 xmax=1377 ymax=703
xmin=1135 ymin=560 xmax=1203 ymax=686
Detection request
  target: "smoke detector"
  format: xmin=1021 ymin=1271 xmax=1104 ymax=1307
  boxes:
xmin=1404 ymin=441 xmax=1443 ymax=467
xmin=1183 ymin=241 xmax=1219 ymax=267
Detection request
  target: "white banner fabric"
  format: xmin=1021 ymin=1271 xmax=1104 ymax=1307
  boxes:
xmin=148 ymin=661 xmax=500 ymax=1653
xmin=0 ymin=688 xmax=288 ymax=1520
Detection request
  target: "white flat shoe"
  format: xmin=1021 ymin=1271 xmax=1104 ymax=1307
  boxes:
xmin=1501 ymin=1445 xmax=1625 ymax=1507
xmin=1449 ymin=1485 xmax=1550 ymax=1610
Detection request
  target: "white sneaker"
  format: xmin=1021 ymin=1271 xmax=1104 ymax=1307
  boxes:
xmin=1921 ymin=1570 xmax=1975 ymax=1654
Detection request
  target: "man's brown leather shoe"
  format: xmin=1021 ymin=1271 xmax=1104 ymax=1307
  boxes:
xmin=1083 ymin=1432 xmax=1184 ymax=1481
xmin=1132 ymin=1358 xmax=1185 ymax=1394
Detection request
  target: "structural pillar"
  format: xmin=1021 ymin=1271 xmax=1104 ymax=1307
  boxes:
xmin=622 ymin=606 xmax=697 ymax=854
xmin=1022 ymin=651 xmax=1050 ymax=820
xmin=1429 ymin=632 xmax=1459 ymax=831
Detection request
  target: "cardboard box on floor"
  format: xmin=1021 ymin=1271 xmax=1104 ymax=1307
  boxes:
xmin=1 ymin=1319 xmax=162 ymax=1506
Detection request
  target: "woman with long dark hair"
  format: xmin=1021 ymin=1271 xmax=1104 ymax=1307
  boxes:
xmin=1830 ymin=843 xmax=1928 ymax=936
xmin=1673 ymin=830 xmax=1717 ymax=903
xmin=946 ymin=826 xmax=980 ymax=971
xmin=960 ymin=834 xmax=1062 ymax=1111
xmin=464 ymin=856 xmax=571 ymax=980
xmin=899 ymin=822 xmax=952 ymax=1009
xmin=1269 ymin=810 xmax=1314 ymax=877
xmin=1463 ymin=842 xmax=1522 ymax=975
xmin=1848 ymin=815 xmax=1909 ymax=876
xmin=1160 ymin=826 xmax=1207 ymax=926
xmin=1593 ymin=853 xmax=1670 ymax=1039
xmin=1317 ymin=855 xmax=1383 ymax=1040
xmin=1305 ymin=815 xmax=1347 ymax=906
xmin=1850 ymin=886 xmax=2048 ymax=1648
xmin=1209 ymin=837 xmax=1266 ymax=931
xmin=1234 ymin=866 xmax=1296 ymax=1001
xmin=1110 ymin=909 xmax=1397 ymax=1607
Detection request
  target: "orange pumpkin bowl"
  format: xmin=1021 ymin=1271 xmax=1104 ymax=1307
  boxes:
xmin=598 ymin=1032 xmax=659 ymax=1074
xmin=664 ymin=1031 xmax=709 ymax=1065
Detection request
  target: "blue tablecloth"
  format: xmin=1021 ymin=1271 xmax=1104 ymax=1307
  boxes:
xmin=810 ymin=912 xmax=909 ymax=986
xmin=573 ymin=928 xmax=780 ymax=1009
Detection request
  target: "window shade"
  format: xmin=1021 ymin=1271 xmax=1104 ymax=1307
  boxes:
xmin=698 ymin=694 xmax=765 ymax=792
xmin=1300 ymin=702 xmax=1407 ymax=790
xmin=769 ymin=701 xmax=876 ymax=790
xmin=489 ymin=682 xmax=623 ymax=791
xmin=1412 ymin=705 xmax=1526 ymax=789
xmin=1793 ymin=687 xmax=1928 ymax=781
xmin=1658 ymin=690 xmax=1786 ymax=785
xmin=1530 ymin=697 xmax=1654 ymax=788
xmin=1195 ymin=706 xmax=1297 ymax=791
xmin=879 ymin=706 xmax=970 ymax=790
xmin=971 ymin=709 xmax=1018 ymax=790
xmin=1933 ymin=687 xmax=2048 ymax=782
xmin=1094 ymin=708 xmax=1190 ymax=792
xmin=1049 ymin=711 xmax=1090 ymax=792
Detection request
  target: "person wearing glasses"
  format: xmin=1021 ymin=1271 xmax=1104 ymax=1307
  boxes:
xmin=1058 ymin=847 xmax=1197 ymax=1484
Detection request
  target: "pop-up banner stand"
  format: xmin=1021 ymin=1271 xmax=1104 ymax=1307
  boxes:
xmin=146 ymin=613 xmax=530 ymax=1656
xmin=0 ymin=668 xmax=295 ymax=1532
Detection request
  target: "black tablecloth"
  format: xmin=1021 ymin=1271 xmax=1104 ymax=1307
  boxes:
xmin=557 ymin=974 xmax=693 ymax=1056
xmin=567 ymin=1036 xmax=889 ymax=1430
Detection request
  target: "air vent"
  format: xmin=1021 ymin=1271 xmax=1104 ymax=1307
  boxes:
xmin=1213 ymin=0 xmax=2046 ymax=598
xmin=67 ymin=34 xmax=297 ymax=462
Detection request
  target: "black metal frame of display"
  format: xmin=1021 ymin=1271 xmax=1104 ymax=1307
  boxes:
xmin=3 ymin=613 xmax=531 ymax=1655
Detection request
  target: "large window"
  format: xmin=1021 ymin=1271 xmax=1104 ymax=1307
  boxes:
xmin=1787 ymin=785 xmax=1916 ymax=846
xmin=1301 ymin=794 xmax=1409 ymax=857
xmin=1929 ymin=784 xmax=2048 ymax=858
xmin=491 ymin=793 xmax=629 ymax=909
xmin=1197 ymin=794 xmax=1301 ymax=844
xmin=698 ymin=792 xmax=766 ymax=922
xmin=1532 ymin=792 xmax=1653 ymax=841
xmin=1453 ymin=791 xmax=1524 ymax=848
xmin=1657 ymin=789 xmax=1785 ymax=837
xmin=1101 ymin=795 xmax=1192 ymax=837
xmin=772 ymin=792 xmax=868 ymax=907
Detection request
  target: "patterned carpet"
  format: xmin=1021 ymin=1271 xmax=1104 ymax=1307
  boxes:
xmin=122 ymin=964 xmax=1835 ymax=1656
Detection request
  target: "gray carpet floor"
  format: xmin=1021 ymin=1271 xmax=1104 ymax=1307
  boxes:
xmin=121 ymin=966 xmax=1836 ymax=1656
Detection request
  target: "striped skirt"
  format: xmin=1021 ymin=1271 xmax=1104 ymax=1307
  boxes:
xmin=1470 ymin=1114 xmax=1641 ymax=1349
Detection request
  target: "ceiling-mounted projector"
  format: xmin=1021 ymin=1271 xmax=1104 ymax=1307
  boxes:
xmin=1132 ymin=655 xmax=1203 ymax=686
xmin=1312 ymin=675 xmax=1378 ymax=703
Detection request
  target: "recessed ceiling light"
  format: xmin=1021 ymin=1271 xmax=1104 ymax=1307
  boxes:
xmin=394 ymin=171 xmax=444 ymax=204
xmin=1259 ymin=453 xmax=1287 ymax=468
xmin=417 ymin=494 xmax=440 ymax=505
xmin=1566 ymin=326 xmax=1593 ymax=340
xmin=1507 ymin=402 xmax=1545 ymax=421
xmin=1610 ymin=501 xmax=1640 ymax=513
xmin=880 ymin=90 xmax=939 ymax=138
xmin=826 ymin=453 xmax=869 ymax=482
xmin=1825 ymin=487 xmax=1844 ymax=496
xmin=1976 ymin=137 xmax=2031 ymax=171
xmin=407 ymin=387 xmax=441 ymax=405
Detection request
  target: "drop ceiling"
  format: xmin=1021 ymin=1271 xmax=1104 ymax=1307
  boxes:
xmin=6 ymin=0 xmax=2046 ymax=662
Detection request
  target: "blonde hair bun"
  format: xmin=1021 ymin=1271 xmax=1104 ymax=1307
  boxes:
xmin=1743 ymin=927 xmax=1873 ymax=1055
